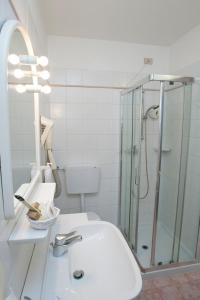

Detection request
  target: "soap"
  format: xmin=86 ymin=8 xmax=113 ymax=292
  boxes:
xmin=27 ymin=202 xmax=41 ymax=220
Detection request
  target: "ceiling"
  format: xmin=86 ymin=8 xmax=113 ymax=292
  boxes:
xmin=40 ymin=0 xmax=200 ymax=46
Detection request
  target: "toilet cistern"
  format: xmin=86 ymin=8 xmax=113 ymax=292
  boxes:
xmin=65 ymin=166 xmax=101 ymax=212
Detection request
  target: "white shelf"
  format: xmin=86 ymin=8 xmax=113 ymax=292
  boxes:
xmin=9 ymin=183 xmax=56 ymax=244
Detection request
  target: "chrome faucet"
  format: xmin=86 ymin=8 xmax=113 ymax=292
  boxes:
xmin=52 ymin=231 xmax=82 ymax=257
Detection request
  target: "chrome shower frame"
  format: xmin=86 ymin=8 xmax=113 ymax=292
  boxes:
xmin=120 ymin=74 xmax=200 ymax=273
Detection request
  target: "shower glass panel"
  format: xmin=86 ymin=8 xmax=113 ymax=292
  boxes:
xmin=120 ymin=88 xmax=142 ymax=247
xmin=179 ymin=82 xmax=200 ymax=262
xmin=129 ymin=88 xmax=142 ymax=251
xmin=120 ymin=92 xmax=133 ymax=238
xmin=137 ymin=86 xmax=160 ymax=267
xmin=120 ymin=74 xmax=200 ymax=272
xmin=172 ymin=84 xmax=192 ymax=263
xmin=155 ymin=83 xmax=192 ymax=266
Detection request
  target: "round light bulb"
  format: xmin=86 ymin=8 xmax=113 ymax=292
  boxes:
xmin=40 ymin=70 xmax=50 ymax=80
xmin=38 ymin=56 xmax=48 ymax=67
xmin=8 ymin=54 xmax=20 ymax=65
xmin=14 ymin=69 xmax=25 ymax=79
xmin=16 ymin=84 xmax=26 ymax=93
xmin=41 ymin=85 xmax=51 ymax=94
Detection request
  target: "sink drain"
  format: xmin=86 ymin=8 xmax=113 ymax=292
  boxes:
xmin=73 ymin=270 xmax=84 ymax=279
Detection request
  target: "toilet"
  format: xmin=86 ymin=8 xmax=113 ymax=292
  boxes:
xmin=65 ymin=165 xmax=101 ymax=221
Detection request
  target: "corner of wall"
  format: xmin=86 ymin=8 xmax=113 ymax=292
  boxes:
xmin=169 ymin=23 xmax=200 ymax=75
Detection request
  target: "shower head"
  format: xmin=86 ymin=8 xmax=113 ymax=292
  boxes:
xmin=143 ymin=105 xmax=159 ymax=120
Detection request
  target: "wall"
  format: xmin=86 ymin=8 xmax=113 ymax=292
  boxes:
xmin=50 ymin=68 xmax=122 ymax=224
xmin=0 ymin=0 xmax=15 ymax=28
xmin=10 ymin=0 xmax=47 ymax=55
xmin=48 ymin=35 xmax=169 ymax=74
xmin=48 ymin=35 xmax=170 ymax=225
xmin=170 ymin=24 xmax=200 ymax=75
xmin=10 ymin=0 xmax=50 ymax=116
xmin=0 ymin=1 xmax=48 ymax=299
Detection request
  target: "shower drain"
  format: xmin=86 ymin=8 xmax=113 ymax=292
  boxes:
xmin=142 ymin=245 xmax=149 ymax=250
xmin=73 ymin=270 xmax=84 ymax=279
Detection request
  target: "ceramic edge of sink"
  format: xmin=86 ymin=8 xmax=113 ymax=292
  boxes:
xmin=71 ymin=220 xmax=143 ymax=299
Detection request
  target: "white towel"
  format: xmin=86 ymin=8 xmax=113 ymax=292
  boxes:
xmin=47 ymin=149 xmax=57 ymax=170
xmin=30 ymin=163 xmax=37 ymax=180
xmin=44 ymin=164 xmax=55 ymax=183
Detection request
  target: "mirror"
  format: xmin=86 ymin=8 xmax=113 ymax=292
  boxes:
xmin=8 ymin=30 xmax=36 ymax=199
xmin=0 ymin=20 xmax=41 ymax=219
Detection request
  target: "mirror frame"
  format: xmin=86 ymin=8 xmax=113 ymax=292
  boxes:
xmin=0 ymin=20 xmax=41 ymax=219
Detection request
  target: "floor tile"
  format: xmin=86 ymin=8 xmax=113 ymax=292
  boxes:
xmin=140 ymin=270 xmax=200 ymax=300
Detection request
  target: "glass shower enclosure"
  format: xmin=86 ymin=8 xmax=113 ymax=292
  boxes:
xmin=120 ymin=74 xmax=200 ymax=272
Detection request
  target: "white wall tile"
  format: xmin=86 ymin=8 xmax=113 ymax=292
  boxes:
xmin=50 ymin=87 xmax=66 ymax=102
xmin=67 ymin=69 xmax=83 ymax=85
xmin=50 ymin=103 xmax=66 ymax=119
xmin=67 ymin=88 xmax=83 ymax=103
xmin=49 ymin=69 xmax=121 ymax=223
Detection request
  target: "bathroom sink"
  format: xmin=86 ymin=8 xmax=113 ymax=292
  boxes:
xmin=68 ymin=221 xmax=142 ymax=299
xmin=43 ymin=221 xmax=142 ymax=300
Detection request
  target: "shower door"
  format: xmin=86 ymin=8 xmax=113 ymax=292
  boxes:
xmin=178 ymin=82 xmax=200 ymax=262
xmin=120 ymin=92 xmax=133 ymax=237
xmin=120 ymin=88 xmax=142 ymax=251
xmin=120 ymin=75 xmax=200 ymax=271
xmin=129 ymin=88 xmax=142 ymax=252
xmin=154 ymin=82 xmax=193 ymax=266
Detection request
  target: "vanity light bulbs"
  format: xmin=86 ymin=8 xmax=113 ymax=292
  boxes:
xmin=16 ymin=84 xmax=26 ymax=93
xmin=14 ymin=69 xmax=25 ymax=79
xmin=39 ymin=70 xmax=50 ymax=80
xmin=12 ymin=69 xmax=50 ymax=81
xmin=15 ymin=84 xmax=52 ymax=94
xmin=8 ymin=54 xmax=20 ymax=65
xmin=41 ymin=85 xmax=51 ymax=94
xmin=8 ymin=54 xmax=49 ymax=66
xmin=37 ymin=56 xmax=48 ymax=67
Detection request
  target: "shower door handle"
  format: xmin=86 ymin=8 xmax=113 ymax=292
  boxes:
xmin=135 ymin=168 xmax=140 ymax=185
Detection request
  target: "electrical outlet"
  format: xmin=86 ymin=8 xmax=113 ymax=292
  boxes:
xmin=144 ymin=57 xmax=153 ymax=65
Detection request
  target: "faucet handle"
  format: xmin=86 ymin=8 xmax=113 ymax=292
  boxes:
xmin=63 ymin=234 xmax=82 ymax=245
xmin=55 ymin=231 xmax=77 ymax=245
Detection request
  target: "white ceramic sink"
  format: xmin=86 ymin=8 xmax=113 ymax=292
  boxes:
xmin=43 ymin=221 xmax=142 ymax=300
